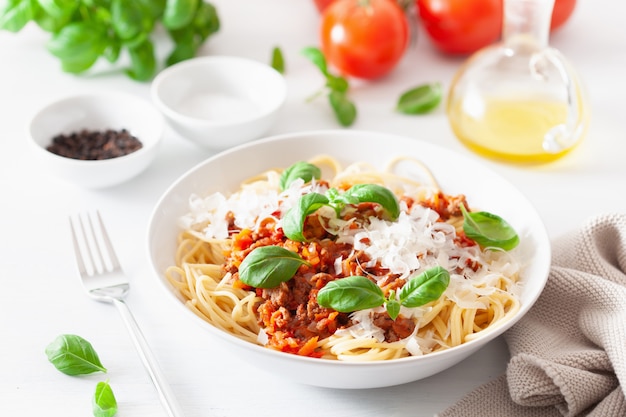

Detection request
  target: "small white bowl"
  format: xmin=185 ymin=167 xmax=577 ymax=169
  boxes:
xmin=150 ymin=55 xmax=287 ymax=150
xmin=28 ymin=92 xmax=163 ymax=189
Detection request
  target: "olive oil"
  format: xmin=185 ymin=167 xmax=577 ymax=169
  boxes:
xmin=446 ymin=0 xmax=589 ymax=165
xmin=447 ymin=97 xmax=580 ymax=164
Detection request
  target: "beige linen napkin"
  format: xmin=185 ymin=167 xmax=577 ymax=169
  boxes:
xmin=439 ymin=213 xmax=626 ymax=417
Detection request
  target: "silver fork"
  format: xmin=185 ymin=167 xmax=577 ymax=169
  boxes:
xmin=69 ymin=211 xmax=184 ymax=417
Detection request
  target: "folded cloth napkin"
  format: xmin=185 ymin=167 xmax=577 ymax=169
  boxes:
xmin=439 ymin=213 xmax=626 ymax=417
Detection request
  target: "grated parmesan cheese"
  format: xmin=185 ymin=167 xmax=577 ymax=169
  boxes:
xmin=181 ymin=175 xmax=521 ymax=355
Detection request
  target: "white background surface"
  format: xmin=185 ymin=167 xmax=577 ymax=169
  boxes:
xmin=1 ymin=1 xmax=625 ymax=416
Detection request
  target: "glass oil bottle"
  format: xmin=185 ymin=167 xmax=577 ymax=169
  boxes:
xmin=446 ymin=0 xmax=588 ymax=164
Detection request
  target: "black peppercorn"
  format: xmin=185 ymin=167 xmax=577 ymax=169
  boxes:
xmin=46 ymin=128 xmax=143 ymax=160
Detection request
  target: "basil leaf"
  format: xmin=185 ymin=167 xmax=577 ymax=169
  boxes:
xmin=279 ymin=161 xmax=321 ymax=191
xmin=165 ymin=2 xmax=218 ymax=67
xmin=0 ymin=0 xmax=33 ymax=32
xmin=137 ymin=0 xmax=166 ymax=19
xmin=93 ymin=380 xmax=118 ymax=417
xmin=329 ymin=90 xmax=357 ymax=127
xmin=111 ymin=0 xmax=153 ymax=41
xmin=460 ymin=204 xmax=519 ymax=251
xmin=396 ymin=82 xmax=442 ymax=115
xmin=317 ymin=276 xmax=385 ymax=313
xmin=103 ymin=40 xmax=121 ymax=63
xmin=163 ymin=0 xmax=198 ymax=30
xmin=238 ymin=246 xmax=309 ymax=288
xmin=33 ymin=2 xmax=70 ymax=33
xmin=343 ymin=184 xmax=400 ymax=220
xmin=385 ymin=296 xmax=401 ymax=320
xmin=192 ymin=1 xmax=219 ymax=40
xmin=326 ymin=74 xmax=349 ymax=94
xmin=399 ymin=266 xmax=450 ymax=308
xmin=46 ymin=22 xmax=108 ymax=73
xmin=126 ymin=39 xmax=156 ymax=81
xmin=282 ymin=192 xmax=329 ymax=242
xmin=166 ymin=43 xmax=195 ymax=67
xmin=45 ymin=334 xmax=107 ymax=375
xmin=301 ymin=46 xmax=328 ymax=76
xmin=301 ymin=46 xmax=356 ymax=126
xmin=38 ymin=0 xmax=76 ymax=21
xmin=271 ymin=46 xmax=285 ymax=74
xmin=166 ymin=32 xmax=196 ymax=66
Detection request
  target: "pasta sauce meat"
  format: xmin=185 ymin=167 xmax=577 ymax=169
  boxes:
xmin=229 ymin=219 xmax=355 ymax=356
xmin=166 ymin=156 xmax=522 ymax=361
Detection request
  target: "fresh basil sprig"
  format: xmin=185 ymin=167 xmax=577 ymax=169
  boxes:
xmin=460 ymin=204 xmax=519 ymax=251
xmin=339 ymin=184 xmax=401 ymax=220
xmin=45 ymin=334 xmax=107 ymax=376
xmin=317 ymin=266 xmax=450 ymax=320
xmin=317 ymin=275 xmax=385 ymax=312
xmin=398 ymin=265 xmax=450 ymax=307
xmin=279 ymin=161 xmax=322 ymax=191
xmin=396 ymin=82 xmax=443 ymax=115
xmin=238 ymin=246 xmax=311 ymax=288
xmin=0 ymin=0 xmax=220 ymax=81
xmin=283 ymin=183 xmax=400 ymax=242
xmin=301 ymin=46 xmax=357 ymax=127
xmin=281 ymin=193 xmax=330 ymax=242
xmin=93 ymin=380 xmax=118 ymax=417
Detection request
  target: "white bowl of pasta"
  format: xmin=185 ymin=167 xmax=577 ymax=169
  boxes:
xmin=147 ymin=130 xmax=551 ymax=389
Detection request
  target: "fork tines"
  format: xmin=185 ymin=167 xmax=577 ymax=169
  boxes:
xmin=69 ymin=211 xmax=121 ymax=277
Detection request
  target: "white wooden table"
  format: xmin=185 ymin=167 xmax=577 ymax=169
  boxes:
xmin=2 ymin=1 xmax=625 ymax=415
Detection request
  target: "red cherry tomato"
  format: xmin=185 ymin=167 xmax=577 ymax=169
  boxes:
xmin=416 ymin=0 xmax=502 ymax=55
xmin=320 ymin=0 xmax=410 ymax=80
xmin=313 ymin=0 xmax=336 ymax=12
xmin=417 ymin=0 xmax=576 ymax=55
xmin=551 ymin=0 xmax=576 ymax=31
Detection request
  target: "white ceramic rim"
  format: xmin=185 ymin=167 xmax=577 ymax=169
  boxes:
xmin=150 ymin=55 xmax=287 ymax=127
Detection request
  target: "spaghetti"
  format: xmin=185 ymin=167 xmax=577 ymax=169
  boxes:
xmin=165 ymin=155 xmax=522 ymax=361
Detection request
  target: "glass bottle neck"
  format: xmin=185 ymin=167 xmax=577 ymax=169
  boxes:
xmin=503 ymin=0 xmax=555 ymax=51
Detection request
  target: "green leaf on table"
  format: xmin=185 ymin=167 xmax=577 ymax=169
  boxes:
xmin=45 ymin=334 xmax=107 ymax=375
xmin=271 ymin=46 xmax=285 ymax=74
xmin=301 ymin=46 xmax=357 ymax=126
xmin=396 ymin=82 xmax=442 ymax=115
xmin=93 ymin=380 xmax=118 ymax=417
xmin=301 ymin=46 xmax=328 ymax=75
xmin=329 ymin=90 xmax=357 ymax=127
xmin=325 ymin=74 xmax=349 ymax=94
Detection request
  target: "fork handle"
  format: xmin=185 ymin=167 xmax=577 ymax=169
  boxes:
xmin=112 ymin=298 xmax=185 ymax=417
